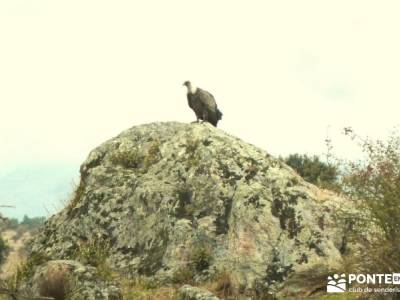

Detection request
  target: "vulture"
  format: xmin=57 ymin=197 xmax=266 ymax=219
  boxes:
xmin=183 ymin=81 xmax=223 ymax=127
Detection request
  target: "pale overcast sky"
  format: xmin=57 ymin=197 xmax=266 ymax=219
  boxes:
xmin=1 ymin=0 xmax=400 ymax=168
xmin=2 ymin=1 xmax=400 ymax=218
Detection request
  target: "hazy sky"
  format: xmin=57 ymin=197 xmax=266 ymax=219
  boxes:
xmin=1 ymin=1 xmax=400 ymax=169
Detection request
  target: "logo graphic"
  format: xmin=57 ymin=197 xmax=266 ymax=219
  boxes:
xmin=327 ymin=274 xmax=347 ymax=293
xmin=393 ymin=273 xmax=400 ymax=284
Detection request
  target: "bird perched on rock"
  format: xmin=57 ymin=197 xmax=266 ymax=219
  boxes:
xmin=183 ymin=81 xmax=223 ymax=127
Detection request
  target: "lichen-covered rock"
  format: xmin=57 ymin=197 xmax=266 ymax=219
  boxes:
xmin=178 ymin=285 xmax=220 ymax=300
xmin=28 ymin=260 xmax=121 ymax=300
xmin=30 ymin=122 xmax=354 ymax=298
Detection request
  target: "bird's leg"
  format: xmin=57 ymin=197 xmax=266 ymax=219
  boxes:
xmin=202 ymin=111 xmax=208 ymax=123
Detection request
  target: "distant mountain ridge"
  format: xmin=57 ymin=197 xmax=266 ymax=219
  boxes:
xmin=0 ymin=163 xmax=78 ymax=219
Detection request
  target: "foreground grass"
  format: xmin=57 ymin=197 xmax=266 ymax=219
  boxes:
xmin=308 ymin=293 xmax=360 ymax=300
xmin=121 ymin=278 xmax=178 ymax=300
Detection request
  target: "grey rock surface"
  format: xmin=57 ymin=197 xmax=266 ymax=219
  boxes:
xmin=30 ymin=122 xmax=353 ymax=298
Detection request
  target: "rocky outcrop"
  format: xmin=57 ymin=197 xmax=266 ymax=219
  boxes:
xmin=30 ymin=122 xmax=354 ymax=298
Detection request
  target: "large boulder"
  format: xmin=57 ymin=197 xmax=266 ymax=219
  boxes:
xmin=30 ymin=122 xmax=353 ymax=298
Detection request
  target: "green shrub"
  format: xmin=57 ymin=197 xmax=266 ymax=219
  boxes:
xmin=109 ymin=148 xmax=142 ymax=168
xmin=110 ymin=140 xmax=162 ymax=172
xmin=283 ymin=153 xmax=339 ymax=190
xmin=340 ymin=128 xmax=400 ymax=274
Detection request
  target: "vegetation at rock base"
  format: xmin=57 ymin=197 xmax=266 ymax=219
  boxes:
xmin=16 ymin=252 xmax=50 ymax=283
xmin=121 ymin=277 xmax=178 ymax=300
xmin=71 ymin=236 xmax=115 ymax=281
xmin=121 ymin=270 xmax=236 ymax=300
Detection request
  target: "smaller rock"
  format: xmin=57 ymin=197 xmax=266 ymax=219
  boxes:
xmin=28 ymin=260 xmax=122 ymax=300
xmin=178 ymin=284 xmax=220 ymax=300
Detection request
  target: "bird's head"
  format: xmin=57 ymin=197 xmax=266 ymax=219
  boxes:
xmin=183 ymin=80 xmax=197 ymax=94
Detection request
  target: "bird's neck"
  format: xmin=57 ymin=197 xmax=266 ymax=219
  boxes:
xmin=187 ymin=85 xmax=197 ymax=94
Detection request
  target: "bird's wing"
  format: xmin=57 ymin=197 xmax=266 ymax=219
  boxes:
xmin=197 ymin=88 xmax=217 ymax=110
xmin=187 ymin=94 xmax=195 ymax=109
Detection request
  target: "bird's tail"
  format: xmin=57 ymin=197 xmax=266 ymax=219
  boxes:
xmin=216 ymin=109 xmax=223 ymax=120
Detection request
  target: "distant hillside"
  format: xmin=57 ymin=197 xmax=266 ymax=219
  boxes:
xmin=0 ymin=229 xmax=32 ymax=279
xmin=0 ymin=215 xmax=46 ymax=279
xmin=0 ymin=163 xmax=78 ymax=219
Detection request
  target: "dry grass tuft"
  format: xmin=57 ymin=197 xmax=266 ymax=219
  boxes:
xmin=121 ymin=278 xmax=178 ymax=300
xmin=213 ymin=273 xmax=234 ymax=298
xmin=67 ymin=177 xmax=86 ymax=210
xmin=204 ymin=270 xmax=236 ymax=299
